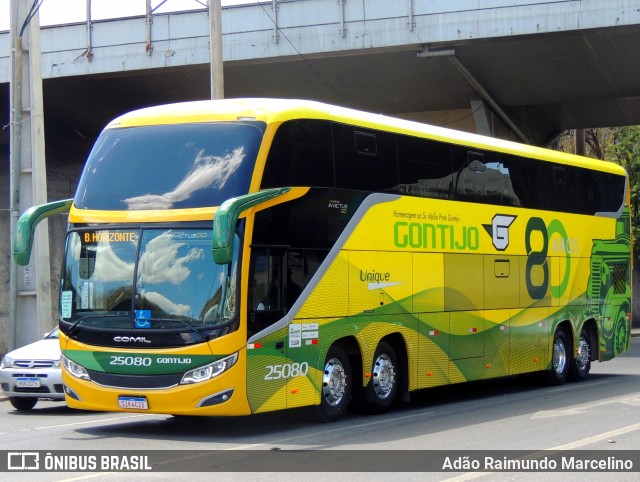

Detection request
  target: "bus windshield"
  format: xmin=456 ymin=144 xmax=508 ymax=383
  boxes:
xmin=60 ymin=228 xmax=239 ymax=332
xmin=74 ymin=121 xmax=265 ymax=210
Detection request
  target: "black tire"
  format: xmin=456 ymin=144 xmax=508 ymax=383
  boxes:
xmin=356 ymin=342 xmax=398 ymax=414
xmin=545 ymin=328 xmax=570 ymax=385
xmin=568 ymin=327 xmax=591 ymax=382
xmin=316 ymin=345 xmax=351 ymax=422
xmin=10 ymin=397 xmax=38 ymax=411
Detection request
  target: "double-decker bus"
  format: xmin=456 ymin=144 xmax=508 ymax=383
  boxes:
xmin=15 ymin=98 xmax=631 ymax=421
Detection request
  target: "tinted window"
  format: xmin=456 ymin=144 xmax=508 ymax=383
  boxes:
xmin=333 ymin=123 xmax=398 ymax=191
xmin=248 ymin=247 xmax=319 ymax=337
xmin=501 ymin=155 xmax=546 ymax=210
xmin=262 ymin=119 xmax=334 ymax=188
xmin=549 ymin=165 xmax=578 ymax=212
xmin=451 ymin=146 xmax=517 ymax=205
xmin=262 ymin=119 xmax=626 ymax=215
xmin=397 ymin=135 xmax=453 ymax=199
xmin=578 ymin=168 xmax=626 ymax=214
xmin=503 ymin=154 xmax=625 ymax=214
xmin=75 ymin=122 xmax=264 ymax=210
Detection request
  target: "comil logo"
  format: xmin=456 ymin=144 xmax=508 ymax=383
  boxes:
xmin=113 ymin=336 xmax=152 ymax=344
xmin=483 ymin=214 xmax=517 ymax=251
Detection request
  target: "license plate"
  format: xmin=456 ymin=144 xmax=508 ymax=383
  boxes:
xmin=16 ymin=377 xmax=41 ymax=388
xmin=118 ymin=396 xmax=148 ymax=410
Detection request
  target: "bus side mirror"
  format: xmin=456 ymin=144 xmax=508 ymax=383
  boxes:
xmin=212 ymin=188 xmax=290 ymax=265
xmin=13 ymin=199 xmax=73 ymax=266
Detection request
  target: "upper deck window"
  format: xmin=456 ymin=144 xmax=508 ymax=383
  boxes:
xmin=74 ymin=121 xmax=265 ymax=210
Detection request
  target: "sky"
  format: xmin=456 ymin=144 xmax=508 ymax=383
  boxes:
xmin=0 ymin=0 xmax=260 ymax=32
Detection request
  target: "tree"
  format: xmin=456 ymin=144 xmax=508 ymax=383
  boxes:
xmin=609 ymin=127 xmax=640 ymax=263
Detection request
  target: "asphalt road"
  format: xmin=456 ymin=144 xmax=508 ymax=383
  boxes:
xmin=1 ymin=336 xmax=639 ymax=481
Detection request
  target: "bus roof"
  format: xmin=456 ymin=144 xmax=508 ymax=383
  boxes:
xmin=108 ymin=98 xmax=626 ymax=177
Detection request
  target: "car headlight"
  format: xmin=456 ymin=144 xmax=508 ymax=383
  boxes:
xmin=0 ymin=356 xmax=14 ymax=369
xmin=53 ymin=358 xmax=61 ymax=369
xmin=180 ymin=353 xmax=238 ymax=385
xmin=61 ymin=354 xmax=90 ymax=380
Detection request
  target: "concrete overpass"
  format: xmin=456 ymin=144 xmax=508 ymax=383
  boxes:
xmin=2 ymin=0 xmax=640 ymax=349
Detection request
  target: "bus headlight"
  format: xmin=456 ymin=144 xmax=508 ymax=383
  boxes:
xmin=180 ymin=353 xmax=238 ymax=385
xmin=61 ymin=354 xmax=90 ymax=380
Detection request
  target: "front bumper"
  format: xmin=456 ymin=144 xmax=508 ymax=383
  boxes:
xmin=0 ymin=367 xmax=65 ymax=400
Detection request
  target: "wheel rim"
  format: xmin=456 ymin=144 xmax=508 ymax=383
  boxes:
xmin=552 ymin=337 xmax=567 ymax=375
xmin=575 ymin=336 xmax=590 ymax=372
xmin=322 ymin=357 xmax=347 ymax=406
xmin=372 ymin=354 xmax=396 ymax=399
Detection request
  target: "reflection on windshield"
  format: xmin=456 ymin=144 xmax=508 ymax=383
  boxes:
xmin=124 ymin=147 xmax=247 ymax=210
xmin=68 ymin=232 xmax=135 ymax=283
xmin=60 ymin=229 xmax=239 ymax=332
xmin=73 ymin=122 xmax=264 ymax=211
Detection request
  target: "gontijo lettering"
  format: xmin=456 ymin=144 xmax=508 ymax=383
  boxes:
xmin=394 ymin=221 xmax=480 ymax=250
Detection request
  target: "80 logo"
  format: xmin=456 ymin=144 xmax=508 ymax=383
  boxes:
xmin=525 ymin=217 xmax=572 ymax=300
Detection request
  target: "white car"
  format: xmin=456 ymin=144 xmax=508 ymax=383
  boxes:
xmin=0 ymin=327 xmax=64 ymax=410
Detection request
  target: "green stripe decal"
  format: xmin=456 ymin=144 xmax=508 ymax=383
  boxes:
xmin=63 ymin=350 xmax=217 ymax=375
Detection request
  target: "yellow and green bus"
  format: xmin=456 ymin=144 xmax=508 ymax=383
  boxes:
xmin=15 ymin=98 xmax=632 ymax=421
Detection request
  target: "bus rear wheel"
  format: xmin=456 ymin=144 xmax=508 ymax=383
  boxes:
xmin=316 ymin=345 xmax=351 ymax=422
xmin=356 ymin=342 xmax=398 ymax=414
xmin=545 ymin=328 xmax=570 ymax=385
xmin=568 ymin=327 xmax=591 ymax=382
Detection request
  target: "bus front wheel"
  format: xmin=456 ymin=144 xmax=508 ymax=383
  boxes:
xmin=316 ymin=345 xmax=351 ymax=422
xmin=356 ymin=341 xmax=398 ymax=414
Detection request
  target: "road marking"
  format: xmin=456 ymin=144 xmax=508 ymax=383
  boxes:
xmin=32 ymin=414 xmax=152 ymax=431
xmin=154 ymin=410 xmax=431 ymax=456
xmin=53 ymin=409 xmax=438 ymax=480
xmin=0 ymin=414 xmax=154 ymax=436
xmin=442 ymin=422 xmax=640 ymax=481
xmin=548 ymin=421 xmax=640 ymax=450
xmin=532 ymin=392 xmax=640 ymax=419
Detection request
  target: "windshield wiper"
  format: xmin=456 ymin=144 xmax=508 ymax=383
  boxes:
xmin=66 ymin=313 xmax=130 ymax=335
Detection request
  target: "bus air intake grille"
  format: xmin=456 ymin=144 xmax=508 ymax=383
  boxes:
xmin=86 ymin=370 xmax=183 ymax=389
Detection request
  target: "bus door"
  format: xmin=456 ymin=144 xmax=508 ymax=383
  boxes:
xmin=245 ymin=248 xmax=312 ymax=413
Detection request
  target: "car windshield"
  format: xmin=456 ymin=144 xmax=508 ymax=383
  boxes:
xmin=45 ymin=327 xmax=59 ymax=339
xmin=73 ymin=121 xmax=264 ymax=210
xmin=60 ymin=228 xmax=239 ymax=331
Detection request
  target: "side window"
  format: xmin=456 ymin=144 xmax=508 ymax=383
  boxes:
xmin=397 ymin=135 xmax=453 ymax=199
xmin=247 ymin=247 xmax=322 ymax=337
xmin=248 ymin=248 xmax=284 ymax=337
xmin=578 ymin=168 xmax=625 ymax=214
xmin=451 ymin=147 xmax=510 ymax=205
xmin=250 ymin=249 xmax=283 ymax=313
xmin=333 ymin=123 xmax=398 ymax=191
xmin=262 ymin=119 xmax=334 ymax=189
xmin=549 ymin=165 xmax=578 ymax=213
xmin=501 ymin=155 xmax=546 ymax=210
